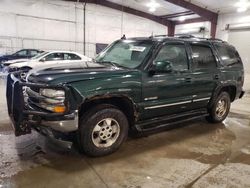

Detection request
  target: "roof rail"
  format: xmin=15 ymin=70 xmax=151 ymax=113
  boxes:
xmin=149 ymin=35 xmax=168 ymax=38
xmin=175 ymin=34 xmax=195 ymax=38
xmin=206 ymin=38 xmax=224 ymax=42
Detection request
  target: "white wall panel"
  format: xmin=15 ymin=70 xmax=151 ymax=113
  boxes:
xmin=0 ymin=13 xmax=17 ymax=37
xmin=0 ymin=0 xmax=167 ymax=58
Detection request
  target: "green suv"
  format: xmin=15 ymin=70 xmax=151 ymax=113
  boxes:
xmin=6 ymin=35 xmax=245 ymax=156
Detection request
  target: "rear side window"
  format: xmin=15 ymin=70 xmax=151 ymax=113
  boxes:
xmin=214 ymin=44 xmax=240 ymax=66
xmin=64 ymin=53 xmax=81 ymax=60
xmin=190 ymin=44 xmax=217 ymax=70
xmin=44 ymin=53 xmax=63 ymax=61
xmin=29 ymin=50 xmax=39 ymax=57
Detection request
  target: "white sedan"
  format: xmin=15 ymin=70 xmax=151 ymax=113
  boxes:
xmin=7 ymin=51 xmax=91 ymax=72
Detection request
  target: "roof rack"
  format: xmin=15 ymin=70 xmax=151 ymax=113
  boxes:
xmin=148 ymin=34 xmax=225 ymax=43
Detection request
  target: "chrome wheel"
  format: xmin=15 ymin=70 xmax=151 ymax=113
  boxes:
xmin=215 ymin=99 xmax=227 ymax=118
xmin=92 ymin=118 xmax=120 ymax=148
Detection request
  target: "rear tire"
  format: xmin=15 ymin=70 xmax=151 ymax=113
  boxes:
xmin=206 ymin=92 xmax=231 ymax=123
xmin=78 ymin=104 xmax=129 ymax=157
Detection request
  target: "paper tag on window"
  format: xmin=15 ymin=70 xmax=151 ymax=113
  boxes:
xmin=130 ymin=46 xmax=146 ymax=52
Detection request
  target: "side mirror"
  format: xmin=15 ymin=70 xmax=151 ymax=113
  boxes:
xmin=40 ymin=58 xmax=46 ymax=62
xmin=149 ymin=61 xmax=173 ymax=75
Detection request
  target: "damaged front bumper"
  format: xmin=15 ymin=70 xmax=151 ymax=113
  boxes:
xmin=6 ymin=74 xmax=79 ymax=137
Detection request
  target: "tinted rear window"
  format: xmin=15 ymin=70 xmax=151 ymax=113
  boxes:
xmin=190 ymin=44 xmax=217 ymax=70
xmin=214 ymin=44 xmax=241 ymax=66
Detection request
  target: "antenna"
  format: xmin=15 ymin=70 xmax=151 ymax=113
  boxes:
xmin=121 ymin=34 xmax=126 ymax=40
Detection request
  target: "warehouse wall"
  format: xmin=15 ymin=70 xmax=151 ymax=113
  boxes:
xmin=216 ymin=11 xmax=250 ymax=72
xmin=175 ymin=21 xmax=211 ymax=38
xmin=216 ymin=11 xmax=250 ymax=90
xmin=0 ymin=0 xmax=167 ymax=58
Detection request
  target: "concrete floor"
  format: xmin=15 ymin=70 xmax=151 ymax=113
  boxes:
xmin=0 ymin=77 xmax=250 ymax=188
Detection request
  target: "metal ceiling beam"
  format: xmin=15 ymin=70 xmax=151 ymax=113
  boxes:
xmin=65 ymin=0 xmax=173 ymax=27
xmin=174 ymin=17 xmax=208 ymax=25
xmin=65 ymin=0 xmax=217 ymax=38
xmin=160 ymin=11 xmax=194 ymax=19
xmin=162 ymin=0 xmax=218 ymax=24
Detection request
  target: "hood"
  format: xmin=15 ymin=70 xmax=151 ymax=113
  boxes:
xmin=3 ymin=58 xmax=29 ymax=66
xmin=27 ymin=61 xmax=133 ymax=85
xmin=9 ymin=60 xmax=34 ymax=68
xmin=0 ymin=55 xmax=12 ymax=62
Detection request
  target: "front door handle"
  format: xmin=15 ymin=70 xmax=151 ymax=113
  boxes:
xmin=185 ymin=77 xmax=192 ymax=82
xmin=214 ymin=74 xmax=219 ymax=80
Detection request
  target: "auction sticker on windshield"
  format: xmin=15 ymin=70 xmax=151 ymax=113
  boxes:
xmin=129 ymin=46 xmax=146 ymax=52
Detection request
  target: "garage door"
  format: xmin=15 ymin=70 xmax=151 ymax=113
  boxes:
xmin=228 ymin=30 xmax=250 ymax=73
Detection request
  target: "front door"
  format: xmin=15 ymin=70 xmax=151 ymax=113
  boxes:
xmin=141 ymin=42 xmax=193 ymax=120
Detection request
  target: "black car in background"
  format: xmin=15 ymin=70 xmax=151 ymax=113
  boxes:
xmin=0 ymin=49 xmax=43 ymax=65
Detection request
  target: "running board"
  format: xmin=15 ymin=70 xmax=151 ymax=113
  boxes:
xmin=135 ymin=109 xmax=208 ymax=132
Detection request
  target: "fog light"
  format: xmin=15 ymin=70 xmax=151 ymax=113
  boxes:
xmin=53 ymin=106 xmax=66 ymax=113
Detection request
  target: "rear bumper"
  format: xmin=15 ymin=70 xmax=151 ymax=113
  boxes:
xmin=6 ymin=74 xmax=79 ymax=136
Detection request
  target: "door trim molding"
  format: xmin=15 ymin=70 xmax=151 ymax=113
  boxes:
xmin=193 ymin=97 xmax=210 ymax=102
xmin=144 ymin=100 xmax=191 ymax=110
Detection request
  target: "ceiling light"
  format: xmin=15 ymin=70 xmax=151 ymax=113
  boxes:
xmin=237 ymin=7 xmax=248 ymax=12
xmin=179 ymin=16 xmax=186 ymax=22
xmin=235 ymin=0 xmax=249 ymax=12
xmin=235 ymin=0 xmax=249 ymax=6
xmin=146 ymin=0 xmax=160 ymax=13
xmin=149 ymin=7 xmax=156 ymax=12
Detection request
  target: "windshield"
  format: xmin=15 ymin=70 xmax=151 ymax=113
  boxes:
xmin=95 ymin=40 xmax=154 ymax=69
xmin=31 ymin=52 xmax=48 ymax=60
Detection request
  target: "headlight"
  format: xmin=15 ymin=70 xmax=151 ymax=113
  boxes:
xmin=39 ymin=88 xmax=66 ymax=113
xmin=40 ymin=88 xmax=65 ymax=98
xmin=8 ymin=67 xmax=19 ymax=73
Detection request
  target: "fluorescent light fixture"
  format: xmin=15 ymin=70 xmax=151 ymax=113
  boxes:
xmin=179 ymin=16 xmax=186 ymax=22
xmin=149 ymin=7 xmax=156 ymax=12
xmin=235 ymin=0 xmax=249 ymax=12
xmin=237 ymin=7 xmax=248 ymax=12
xmin=146 ymin=0 xmax=160 ymax=13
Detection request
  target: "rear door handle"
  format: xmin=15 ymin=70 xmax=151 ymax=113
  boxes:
xmin=185 ymin=77 xmax=192 ymax=82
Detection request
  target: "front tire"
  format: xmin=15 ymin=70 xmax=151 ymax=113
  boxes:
xmin=206 ymin=92 xmax=231 ymax=123
xmin=78 ymin=104 xmax=129 ymax=157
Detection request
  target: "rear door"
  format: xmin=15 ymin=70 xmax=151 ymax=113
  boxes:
xmin=188 ymin=42 xmax=219 ymax=109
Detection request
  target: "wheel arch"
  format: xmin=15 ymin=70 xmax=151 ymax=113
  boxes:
xmin=209 ymin=84 xmax=237 ymax=108
xmin=78 ymin=94 xmax=139 ymax=128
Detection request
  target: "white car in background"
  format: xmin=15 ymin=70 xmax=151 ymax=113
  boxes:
xmin=7 ymin=51 xmax=91 ymax=73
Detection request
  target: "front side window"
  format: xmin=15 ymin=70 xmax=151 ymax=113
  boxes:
xmin=214 ymin=44 xmax=240 ymax=66
xmin=44 ymin=53 xmax=63 ymax=61
xmin=154 ymin=43 xmax=188 ymax=72
xmin=95 ymin=40 xmax=154 ymax=69
xmin=191 ymin=44 xmax=217 ymax=70
xmin=15 ymin=50 xmax=27 ymax=56
xmin=32 ymin=52 xmax=49 ymax=60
